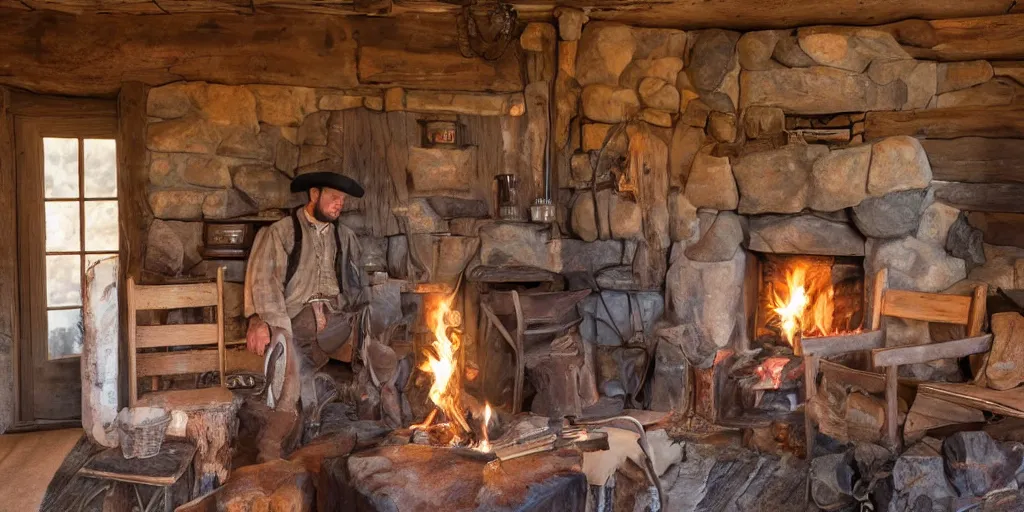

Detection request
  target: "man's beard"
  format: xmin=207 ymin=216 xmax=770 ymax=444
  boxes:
xmin=312 ymin=196 xmax=339 ymax=222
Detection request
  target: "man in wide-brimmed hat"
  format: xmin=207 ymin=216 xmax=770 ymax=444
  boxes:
xmin=243 ymin=171 xmax=366 ymax=458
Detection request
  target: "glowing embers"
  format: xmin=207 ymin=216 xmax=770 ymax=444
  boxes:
xmin=756 ymin=255 xmax=865 ymax=351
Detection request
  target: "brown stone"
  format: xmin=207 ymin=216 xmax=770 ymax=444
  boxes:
xmin=935 ymin=78 xmax=1019 ymax=108
xmin=576 ymin=22 xmax=636 ymax=87
xmin=203 ymin=188 xmax=258 ymax=220
xmin=638 ymin=77 xmax=680 ymax=111
xmin=669 ymin=123 xmax=705 ymax=187
xmin=901 ymin=61 xmax=938 ymax=110
xmin=521 ymin=22 xmax=556 ymax=52
xmin=684 ymin=211 xmax=744 ymax=262
xmin=144 ymin=219 xmax=203 ymax=275
xmin=668 ymin=190 xmax=699 ymax=242
xmin=362 ymin=95 xmax=383 ymax=111
xmin=732 ymin=144 xmax=829 ymax=214
xmin=633 ymin=28 xmax=687 ymax=59
xmin=218 ymin=127 xmax=269 ymax=161
xmin=685 ymin=151 xmax=737 ymax=211
xmin=581 ymin=85 xmax=640 ymax=123
xmin=773 ymin=33 xmax=817 ymax=68
xmin=737 ymin=31 xmax=781 ymax=71
xmin=708 ymin=112 xmax=737 ymax=143
xmin=297 ymin=111 xmax=329 ymax=146
xmin=708 ymin=57 xmax=741 ymax=113
xmin=182 ymin=154 xmax=232 ymax=188
xmin=740 ymin=66 xmax=907 ymax=115
xmin=742 ymin=106 xmax=785 ymax=139
xmin=275 ymin=139 xmax=299 ymax=176
xmin=147 ymin=117 xmax=220 ymax=154
xmin=582 ymin=123 xmax=613 ymax=152
xmin=867 ymin=136 xmax=932 ymax=197
xmin=995 ymin=62 xmax=1024 ymax=87
xmin=570 ymin=152 xmax=594 ymax=183
xmin=559 ymin=40 xmax=579 ymax=77
xmin=233 ymin=164 xmax=298 ymax=210
xmin=317 ymin=93 xmax=364 ymax=111
xmin=797 ymin=28 xmax=908 ymax=73
xmin=987 ymin=312 xmax=1024 ymax=391
xmin=688 ymin=29 xmax=741 ymax=92
xmin=247 ymin=85 xmax=318 ymax=127
xmin=554 ymin=7 xmax=589 ymax=41
xmin=609 ymin=194 xmax=643 ymax=240
xmin=620 ymin=58 xmax=685 ymax=90
xmin=809 ymin=144 xmax=871 ymax=211
xmin=406 ymin=147 xmax=477 ymax=195
xmin=680 ymin=99 xmax=711 ymax=127
xmin=748 ymin=214 xmax=865 ymax=256
xmin=149 ymin=189 xmax=207 ymax=220
xmin=147 ymin=82 xmax=192 ymax=119
xmin=571 ymin=189 xmax=611 ymax=241
xmin=937 ymin=60 xmax=995 ymax=94
xmin=640 ymin=108 xmax=673 ymax=128
xmin=216 ymin=459 xmax=313 ymax=512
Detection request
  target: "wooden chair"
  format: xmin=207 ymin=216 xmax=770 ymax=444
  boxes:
xmin=127 ymin=267 xmax=226 ymax=406
xmin=803 ymin=268 xmax=989 ymax=453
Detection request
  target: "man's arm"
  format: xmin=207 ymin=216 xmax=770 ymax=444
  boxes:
xmin=244 ymin=224 xmax=292 ymax=354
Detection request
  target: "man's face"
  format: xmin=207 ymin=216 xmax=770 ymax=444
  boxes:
xmin=310 ymin=186 xmax=346 ymax=222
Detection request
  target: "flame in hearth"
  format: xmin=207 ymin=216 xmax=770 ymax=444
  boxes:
xmin=768 ymin=264 xmax=838 ymax=346
xmin=413 ymin=295 xmax=470 ymax=439
xmin=477 ymin=403 xmax=492 ymax=452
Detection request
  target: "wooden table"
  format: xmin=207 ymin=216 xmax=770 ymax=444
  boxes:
xmin=78 ymin=440 xmax=197 ymax=512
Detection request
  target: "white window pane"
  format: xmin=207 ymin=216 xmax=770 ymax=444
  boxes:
xmin=45 ymin=202 xmax=81 ymax=252
xmin=84 ymin=201 xmax=119 ymax=252
xmin=84 ymin=139 xmax=117 ymax=198
xmin=48 ymin=308 xmax=83 ymax=359
xmin=44 ymin=138 xmax=79 ymax=199
xmin=46 ymin=255 xmax=81 ymax=307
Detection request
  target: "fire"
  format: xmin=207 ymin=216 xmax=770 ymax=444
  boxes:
xmin=768 ymin=263 xmax=844 ymax=347
xmin=476 ymin=403 xmax=492 ymax=452
xmin=412 ymin=295 xmax=471 ymax=439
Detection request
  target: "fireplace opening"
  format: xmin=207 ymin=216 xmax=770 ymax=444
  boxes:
xmin=752 ymin=254 xmax=866 ymax=354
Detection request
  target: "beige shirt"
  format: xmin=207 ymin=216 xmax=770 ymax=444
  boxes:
xmin=243 ymin=210 xmax=362 ymax=335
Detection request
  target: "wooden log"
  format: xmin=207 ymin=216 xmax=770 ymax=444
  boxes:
xmin=82 ymin=257 xmax=120 ymax=448
xmin=986 ymin=313 xmax=1024 ymax=391
xmin=920 ymin=138 xmax=1024 ymax=184
xmin=918 ymin=382 xmax=1024 ymax=418
xmin=801 ymin=330 xmax=884 ymax=358
xmin=881 ymin=289 xmax=973 ymax=325
xmin=884 ymin=365 xmax=899 ymax=450
xmin=0 ymin=87 xmax=15 ymax=434
xmin=864 ymin=107 xmax=1024 ymax=140
xmin=903 ymin=393 xmax=985 ymax=444
xmin=967 ymin=212 xmax=1024 ymax=249
xmin=933 ymin=181 xmax=1024 ymax=213
xmin=872 ymin=334 xmax=993 ymax=367
xmin=883 ymin=14 xmax=1024 ymax=61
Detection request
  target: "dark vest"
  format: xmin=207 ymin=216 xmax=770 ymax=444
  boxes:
xmin=284 ymin=208 xmax=361 ymax=303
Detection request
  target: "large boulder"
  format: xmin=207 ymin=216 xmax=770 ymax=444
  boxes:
xmin=937 ymin=60 xmax=994 ymax=94
xmin=737 ymin=31 xmax=780 ymax=71
xmin=581 ymin=85 xmax=641 ymax=123
xmin=202 ymin=189 xmax=259 ymax=220
xmin=576 ymin=23 xmax=637 ymax=87
xmin=149 ymin=189 xmax=207 ymax=220
xmin=233 ymin=164 xmax=300 ymax=210
xmin=688 ymin=29 xmax=741 ymax=92
xmin=684 ymin=211 xmax=744 ymax=262
xmin=740 ymin=66 xmax=906 ymax=115
xmin=808 ymin=145 xmax=871 ymax=211
xmin=732 ymin=144 xmax=829 ymax=214
xmin=889 ymin=456 xmax=957 ymax=511
xmin=946 ymin=214 xmax=987 ymax=271
xmin=216 ymin=459 xmax=314 ymax=512
xmin=638 ymin=77 xmax=680 ymax=111
xmin=796 ymin=28 xmax=909 ymax=73
xmin=479 ymin=222 xmax=551 ymax=269
xmin=867 ymin=136 xmax=932 ymax=197
xmin=669 ymin=124 xmax=706 ymax=186
xmin=748 ymin=214 xmax=865 ymax=256
xmin=685 ymin=152 xmax=738 ymax=210
xmin=851 ymin=189 xmax=930 ymax=239
xmin=668 ymin=191 xmax=699 ymax=242
xmin=144 ymin=220 xmax=203 ymax=276
xmin=943 ymin=431 xmax=1023 ymax=498
xmin=916 ymin=202 xmax=961 ymax=246
xmin=247 ymin=85 xmax=318 ymax=127
xmin=867 ymin=236 xmax=967 ymax=293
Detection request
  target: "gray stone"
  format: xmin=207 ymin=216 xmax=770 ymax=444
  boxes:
xmin=202 ymin=189 xmax=258 ymax=219
xmin=551 ymin=238 xmax=624 ymax=274
xmin=707 ymin=112 xmax=737 ymax=143
xmin=581 ymin=85 xmax=641 ymax=123
xmin=741 ymin=106 xmax=785 ymax=139
xmin=797 ymin=28 xmax=909 ymax=73
xmin=571 ymin=189 xmax=611 ymax=242
xmin=386 ymin=235 xmax=408 ymax=279
xmin=579 ymin=291 xmax=663 ymax=346
xmin=275 ymin=138 xmax=299 ymax=176
xmin=937 ymin=60 xmax=995 ymax=94
xmin=297 ymin=144 xmax=341 ymax=170
xmin=669 ymin=124 xmax=705 ymax=186
xmin=867 ymin=236 xmax=967 ymax=293
xmin=576 ymin=23 xmax=637 ymax=87
xmin=809 ymin=144 xmax=871 ymax=211
xmin=609 ymin=195 xmax=643 ymax=240
xmin=773 ymin=33 xmax=817 ymax=68
xmin=233 ymin=164 xmax=300 ymax=210
xmin=425 ymin=197 xmax=488 ymax=219
xmin=399 ymin=198 xmax=448 ymax=234
xmin=748 ymin=214 xmax=865 ymax=256
xmin=434 ymin=236 xmax=480 ymax=286
xmin=664 ymin=244 xmax=746 ymax=367
xmin=852 ymin=189 xmax=929 ymax=239
xmin=685 ymin=152 xmax=737 ymax=211
xmin=149 ymin=189 xmax=207 ymax=220
xmin=189 ymin=259 xmax=246 ymax=283
xmin=740 ymin=66 xmax=906 ymax=115
xmin=901 ymin=61 xmax=938 ymax=110
xmin=297 ymin=110 xmax=329 ymax=146
xmin=632 ymin=28 xmax=687 ymax=59
xmin=944 ymin=431 xmax=1023 ymax=498
xmin=916 ymin=201 xmax=960 ymax=246
xmin=668 ymin=191 xmax=699 ymax=243
xmin=594 ymin=265 xmax=649 ymax=292
xmin=144 ymin=219 xmax=203 ymax=276
xmin=687 ymin=29 xmax=741 ymax=92
xmin=737 ymin=31 xmax=780 ymax=71
xmin=684 ymin=211 xmax=744 ymax=262
xmin=867 ymin=136 xmax=932 ymax=197
xmin=638 ymin=77 xmax=679 ymax=111
xmin=946 ymin=214 xmax=987 ymax=271
xmin=732 ymin=144 xmax=829 ymax=214
xmin=890 ymin=456 xmax=957 ymax=512
xmin=704 ymin=57 xmax=740 ymax=113
xmin=479 ymin=222 xmax=551 ymax=269
xmin=809 ymin=453 xmax=855 ymax=510
xmin=554 ymin=7 xmax=588 ymax=41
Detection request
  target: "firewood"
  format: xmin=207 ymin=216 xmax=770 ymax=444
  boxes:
xmin=985 ymin=313 xmax=1024 ymax=390
xmin=903 ymin=394 xmax=984 ymax=444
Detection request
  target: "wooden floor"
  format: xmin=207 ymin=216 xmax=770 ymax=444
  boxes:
xmin=0 ymin=428 xmax=82 ymax=512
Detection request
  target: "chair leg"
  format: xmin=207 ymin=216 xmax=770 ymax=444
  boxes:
xmin=885 ymin=365 xmax=900 ymax=451
xmin=803 ymin=355 xmax=819 ymax=459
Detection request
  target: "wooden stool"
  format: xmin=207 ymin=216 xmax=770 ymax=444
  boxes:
xmin=78 ymin=440 xmax=197 ymax=512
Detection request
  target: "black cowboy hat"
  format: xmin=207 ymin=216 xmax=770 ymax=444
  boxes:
xmin=290 ymin=171 xmax=365 ymax=198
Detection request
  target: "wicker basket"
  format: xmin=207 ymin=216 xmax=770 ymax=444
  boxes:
xmin=117 ymin=407 xmax=171 ymax=459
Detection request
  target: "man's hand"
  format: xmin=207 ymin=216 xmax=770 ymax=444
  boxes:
xmin=246 ymin=315 xmax=272 ymax=356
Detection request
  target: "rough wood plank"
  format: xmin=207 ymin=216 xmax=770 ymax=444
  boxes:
xmin=133 ymin=283 xmax=219 ymax=310
xmin=919 ymin=382 xmax=1024 ymax=418
xmin=0 ymin=10 xmax=360 ymax=96
xmin=884 ymin=14 xmax=1024 ymax=61
xmin=137 ymin=350 xmax=221 ymax=377
xmin=818 ymin=359 xmax=886 ymax=394
xmin=156 ymin=0 xmax=252 ymax=13
xmin=8 ymin=90 xmax=118 ymax=117
xmin=136 ymin=324 xmax=220 ymax=349
xmin=0 ymin=87 xmax=15 ymax=433
xmin=884 ymin=365 xmax=899 ymax=450
xmin=864 ymin=107 xmax=1024 ymax=140
xmin=801 ymin=330 xmax=884 ymax=357
xmin=79 ymin=440 xmax=197 ymax=486
xmin=872 ymin=334 xmax=993 ymax=367
xmin=881 ymin=289 xmax=973 ymax=324
xmin=933 ymin=181 xmax=1024 ymax=213
xmin=903 ymin=393 xmax=985 ymax=444
xmin=332 ymin=108 xmax=403 ymax=237
xmin=920 ymin=138 xmax=1024 ymax=184
xmin=967 ymin=212 xmax=1024 ymax=249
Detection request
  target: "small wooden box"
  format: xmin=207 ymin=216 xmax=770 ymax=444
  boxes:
xmin=201 ymin=222 xmax=257 ymax=259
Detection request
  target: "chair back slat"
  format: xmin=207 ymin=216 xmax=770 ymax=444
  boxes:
xmin=133 ymin=283 xmax=219 ymax=310
xmin=881 ymin=289 xmax=974 ymax=324
xmin=137 ymin=350 xmax=222 ymax=378
xmin=136 ymin=324 xmax=220 ymax=349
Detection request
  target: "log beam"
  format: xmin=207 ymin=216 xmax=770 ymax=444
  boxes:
xmin=864 ymin=107 xmax=1024 ymax=140
xmin=933 ymin=181 xmax=1024 ymax=213
xmin=0 ymin=88 xmax=15 ymax=434
xmin=883 ymin=13 xmax=1024 ymax=61
xmin=921 ymin=138 xmax=1024 ymax=184
xmin=967 ymin=212 xmax=1024 ymax=249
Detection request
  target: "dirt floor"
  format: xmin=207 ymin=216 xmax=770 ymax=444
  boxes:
xmin=0 ymin=428 xmax=82 ymax=512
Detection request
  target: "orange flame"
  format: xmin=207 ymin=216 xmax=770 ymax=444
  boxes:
xmin=476 ymin=403 xmax=492 ymax=452
xmin=768 ymin=263 xmax=840 ymax=346
xmin=413 ymin=295 xmax=470 ymax=440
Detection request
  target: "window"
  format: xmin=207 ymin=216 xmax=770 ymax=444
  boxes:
xmin=41 ymin=137 xmax=119 ymax=359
